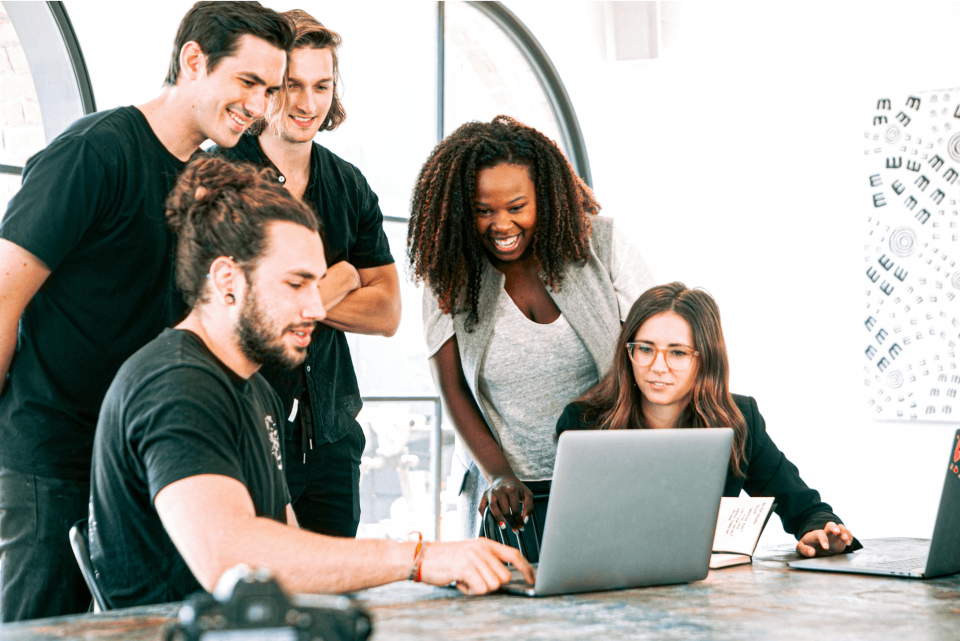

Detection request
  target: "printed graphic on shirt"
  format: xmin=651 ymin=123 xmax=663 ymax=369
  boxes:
xmin=265 ymin=414 xmax=282 ymax=470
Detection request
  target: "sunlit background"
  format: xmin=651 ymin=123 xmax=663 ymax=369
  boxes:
xmin=3 ymin=1 xmax=959 ymax=548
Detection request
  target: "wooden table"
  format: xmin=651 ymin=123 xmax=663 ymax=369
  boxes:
xmin=4 ymin=539 xmax=959 ymax=640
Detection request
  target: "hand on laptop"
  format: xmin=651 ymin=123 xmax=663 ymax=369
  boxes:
xmin=419 ymin=538 xmax=535 ymax=595
xmin=796 ymin=522 xmax=854 ymax=557
xmin=479 ymin=474 xmax=534 ymax=531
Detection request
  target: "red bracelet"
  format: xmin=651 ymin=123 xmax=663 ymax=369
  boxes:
xmin=409 ymin=531 xmax=426 ymax=582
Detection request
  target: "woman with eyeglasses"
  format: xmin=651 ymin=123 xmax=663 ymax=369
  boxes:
xmin=408 ymin=116 xmax=654 ymax=539
xmin=557 ymin=282 xmax=858 ymax=557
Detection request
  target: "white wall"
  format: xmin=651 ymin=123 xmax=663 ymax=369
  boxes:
xmin=506 ymin=0 xmax=960 ymax=545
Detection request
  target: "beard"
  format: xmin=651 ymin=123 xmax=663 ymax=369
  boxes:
xmin=237 ymin=286 xmax=312 ymax=370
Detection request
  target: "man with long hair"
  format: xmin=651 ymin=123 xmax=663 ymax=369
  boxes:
xmin=0 ymin=2 xmax=293 ymax=621
xmin=89 ymin=156 xmax=531 ymax=607
xmin=215 ymin=9 xmax=401 ymax=539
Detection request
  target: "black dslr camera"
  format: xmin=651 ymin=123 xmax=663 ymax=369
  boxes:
xmin=164 ymin=565 xmax=372 ymax=641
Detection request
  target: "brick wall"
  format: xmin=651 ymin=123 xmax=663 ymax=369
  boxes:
xmin=0 ymin=1 xmax=45 ymax=214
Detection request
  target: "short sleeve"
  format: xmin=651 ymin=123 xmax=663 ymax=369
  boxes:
xmin=0 ymin=137 xmax=109 ymax=271
xmin=423 ymin=286 xmax=455 ymax=358
xmin=349 ymin=168 xmax=394 ymax=269
xmin=608 ymin=223 xmax=655 ymax=321
xmin=127 ymin=367 xmax=244 ymax=504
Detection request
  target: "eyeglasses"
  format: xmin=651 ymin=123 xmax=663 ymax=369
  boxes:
xmin=626 ymin=343 xmax=699 ymax=370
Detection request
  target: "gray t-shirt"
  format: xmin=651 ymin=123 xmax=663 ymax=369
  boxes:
xmin=478 ymin=293 xmax=597 ymax=480
xmin=422 ymin=222 xmax=653 ymax=479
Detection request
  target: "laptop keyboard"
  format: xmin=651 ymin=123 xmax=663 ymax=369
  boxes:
xmin=863 ymin=556 xmax=927 ymax=571
xmin=503 ymin=564 xmax=538 ymax=590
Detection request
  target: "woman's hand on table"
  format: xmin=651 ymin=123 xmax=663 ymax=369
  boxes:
xmin=796 ymin=522 xmax=854 ymax=557
xmin=479 ymin=475 xmax=534 ymax=532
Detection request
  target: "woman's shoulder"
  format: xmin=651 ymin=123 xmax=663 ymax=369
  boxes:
xmin=556 ymin=402 xmax=593 ymax=436
xmin=732 ymin=393 xmax=755 ymax=412
xmin=588 ymin=216 xmax=614 ymax=258
xmin=731 ymin=393 xmax=762 ymax=431
xmin=592 ymin=215 xmax=615 ymax=232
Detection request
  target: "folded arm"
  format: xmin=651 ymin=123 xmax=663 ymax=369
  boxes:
xmin=318 ymin=262 xmax=401 ymax=336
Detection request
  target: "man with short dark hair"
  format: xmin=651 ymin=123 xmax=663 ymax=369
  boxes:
xmin=89 ymin=156 xmax=533 ymax=608
xmin=216 ymin=9 xmax=402 ymax=539
xmin=0 ymin=1 xmax=293 ymax=621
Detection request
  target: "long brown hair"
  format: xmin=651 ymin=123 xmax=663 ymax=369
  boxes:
xmin=576 ymin=282 xmax=748 ymax=476
xmin=407 ymin=115 xmax=598 ymax=330
xmin=165 ymin=156 xmax=320 ymax=308
xmin=250 ymin=9 xmax=346 ymax=136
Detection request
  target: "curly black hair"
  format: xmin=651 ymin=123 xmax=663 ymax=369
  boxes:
xmin=407 ymin=115 xmax=599 ymax=329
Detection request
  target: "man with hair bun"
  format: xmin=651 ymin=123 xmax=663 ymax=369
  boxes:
xmin=88 ymin=156 xmax=533 ymax=608
xmin=0 ymin=1 xmax=293 ymax=621
xmin=215 ymin=9 xmax=401 ymax=539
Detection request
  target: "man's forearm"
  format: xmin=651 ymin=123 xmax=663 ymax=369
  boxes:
xmin=317 ymin=261 xmax=362 ymax=310
xmin=320 ymin=264 xmax=401 ymax=336
xmin=209 ymin=515 xmax=414 ymax=594
xmin=320 ymin=285 xmax=401 ymax=336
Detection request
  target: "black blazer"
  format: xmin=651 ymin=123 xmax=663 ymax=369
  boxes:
xmin=556 ymin=394 xmax=848 ymax=539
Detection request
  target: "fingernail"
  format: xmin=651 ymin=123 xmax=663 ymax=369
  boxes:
xmin=523 ymin=515 xmax=529 ymax=524
xmin=512 ymin=528 xmax=517 ymax=533
xmin=499 ymin=521 xmax=505 ymax=530
xmin=519 ymin=526 xmax=524 ymax=532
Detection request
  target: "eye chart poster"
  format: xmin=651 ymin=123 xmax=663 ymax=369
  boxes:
xmin=864 ymin=91 xmax=959 ymax=421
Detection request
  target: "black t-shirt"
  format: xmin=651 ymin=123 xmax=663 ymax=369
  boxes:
xmin=213 ymin=135 xmax=394 ymax=447
xmin=89 ymin=329 xmax=290 ymax=609
xmin=0 ymin=106 xmax=187 ymax=479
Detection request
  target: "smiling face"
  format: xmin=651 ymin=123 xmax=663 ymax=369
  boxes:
xmin=631 ymin=311 xmax=699 ymax=418
xmin=236 ymin=220 xmax=327 ymax=369
xmin=474 ymin=163 xmax=538 ymax=264
xmin=192 ymin=34 xmax=287 ymax=148
xmin=276 ymin=46 xmax=335 ymax=144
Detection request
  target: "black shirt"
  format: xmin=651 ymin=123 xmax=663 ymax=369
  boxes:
xmin=213 ymin=135 xmax=394 ymax=447
xmin=557 ymin=394 xmax=851 ymax=539
xmin=0 ymin=106 xmax=186 ymax=479
xmin=89 ymin=329 xmax=289 ymax=609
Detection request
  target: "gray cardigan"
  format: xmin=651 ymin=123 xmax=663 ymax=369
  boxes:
xmin=433 ymin=217 xmax=627 ymax=536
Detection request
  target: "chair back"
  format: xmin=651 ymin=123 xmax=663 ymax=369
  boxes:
xmin=480 ymin=493 xmax=550 ymax=564
xmin=69 ymin=518 xmax=108 ymax=612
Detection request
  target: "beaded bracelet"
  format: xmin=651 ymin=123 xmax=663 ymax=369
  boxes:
xmin=409 ymin=531 xmax=427 ymax=582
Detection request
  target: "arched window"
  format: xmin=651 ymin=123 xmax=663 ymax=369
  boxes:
xmin=0 ymin=1 xmax=94 ymax=211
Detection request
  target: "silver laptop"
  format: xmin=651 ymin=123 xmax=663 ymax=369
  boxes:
xmin=502 ymin=428 xmax=733 ymax=596
xmin=789 ymin=429 xmax=960 ymax=579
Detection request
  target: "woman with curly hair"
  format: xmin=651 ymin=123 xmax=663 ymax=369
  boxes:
xmin=557 ymin=283 xmax=859 ymax=557
xmin=408 ymin=116 xmax=654 ymax=538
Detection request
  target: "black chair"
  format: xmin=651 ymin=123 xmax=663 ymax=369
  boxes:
xmin=480 ymin=492 xmax=550 ymax=564
xmin=68 ymin=518 xmax=108 ymax=612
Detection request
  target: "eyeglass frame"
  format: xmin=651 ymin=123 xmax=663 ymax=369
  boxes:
xmin=625 ymin=343 xmax=700 ymax=371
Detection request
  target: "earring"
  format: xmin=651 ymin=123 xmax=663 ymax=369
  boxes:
xmin=225 ymin=293 xmax=235 ymax=304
